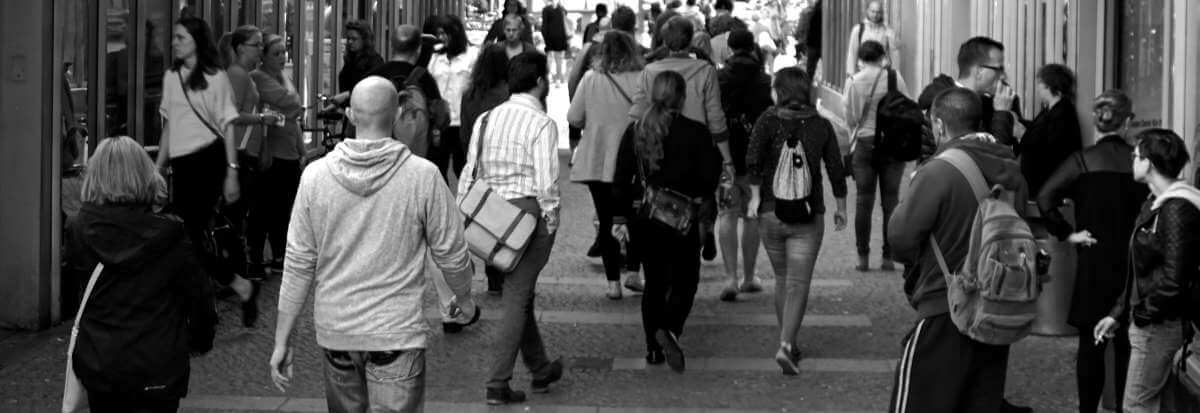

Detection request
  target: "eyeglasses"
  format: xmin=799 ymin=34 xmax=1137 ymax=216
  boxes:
xmin=979 ymin=64 xmax=1005 ymax=74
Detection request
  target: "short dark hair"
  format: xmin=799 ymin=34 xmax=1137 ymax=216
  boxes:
xmin=391 ymin=24 xmax=421 ymax=55
xmin=612 ymin=6 xmax=637 ymax=33
xmin=931 ymin=87 xmax=983 ymax=135
xmin=773 ymin=67 xmax=812 ymax=110
xmin=1136 ymin=128 xmax=1190 ymax=178
xmin=715 ymin=0 xmax=734 ymax=11
xmin=1036 ymin=63 xmax=1076 ymax=102
xmin=595 ymin=3 xmax=608 ymax=18
xmin=661 ymin=16 xmax=694 ymax=51
xmin=686 ymin=0 xmax=697 ymax=6
xmin=667 ymin=0 xmax=682 ymax=9
xmin=956 ymin=36 xmax=1004 ymax=78
xmin=508 ymin=51 xmax=548 ymax=94
xmin=857 ymin=40 xmax=886 ymax=64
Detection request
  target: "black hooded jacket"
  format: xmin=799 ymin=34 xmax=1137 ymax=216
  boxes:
xmin=917 ymin=74 xmax=1021 ymax=158
xmin=67 ymin=203 xmax=216 ymax=400
xmin=718 ymin=51 xmax=773 ymax=175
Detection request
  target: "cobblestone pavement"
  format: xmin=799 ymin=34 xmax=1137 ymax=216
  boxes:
xmin=0 ymin=86 xmax=1082 ymax=412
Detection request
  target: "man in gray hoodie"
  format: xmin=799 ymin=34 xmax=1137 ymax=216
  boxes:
xmin=269 ymin=76 xmax=477 ymax=411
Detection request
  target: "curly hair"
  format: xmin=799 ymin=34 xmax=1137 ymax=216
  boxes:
xmin=594 ymin=31 xmax=645 ymax=74
xmin=1037 ymin=63 xmax=1076 ymax=103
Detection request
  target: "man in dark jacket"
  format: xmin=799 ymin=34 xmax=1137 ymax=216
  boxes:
xmin=715 ymin=29 xmax=772 ymax=301
xmin=916 ymin=37 xmax=1021 ymax=161
xmin=887 ymin=87 xmax=1030 ymax=413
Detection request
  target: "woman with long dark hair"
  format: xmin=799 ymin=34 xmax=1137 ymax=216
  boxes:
xmin=156 ymin=16 xmax=258 ymax=326
xmin=338 ymin=20 xmax=384 ymax=93
xmin=746 ymin=67 xmax=847 ymax=375
xmin=611 ymin=71 xmax=722 ymax=373
xmin=428 ymin=14 xmax=478 ymax=180
xmin=1018 ymin=63 xmax=1083 ymax=195
xmin=568 ymin=31 xmax=646 ymax=299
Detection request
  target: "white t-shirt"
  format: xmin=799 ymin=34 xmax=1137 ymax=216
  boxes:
xmin=160 ymin=67 xmax=239 ymax=158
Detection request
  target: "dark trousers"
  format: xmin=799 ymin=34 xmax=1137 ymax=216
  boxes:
xmin=587 ymin=182 xmax=622 ymax=281
xmin=635 ymin=220 xmax=701 ymax=352
xmin=889 ymin=313 xmax=1010 ymax=413
xmin=87 ymin=391 xmax=179 ymax=413
xmin=1077 ymin=326 xmax=1130 ymax=413
xmin=247 ymin=158 xmax=301 ymax=264
xmin=851 ymin=137 xmax=904 ymax=258
xmin=225 ymin=152 xmax=260 ymax=271
xmin=429 ymin=126 xmax=466 ymax=181
xmin=169 ymin=139 xmax=239 ymax=285
xmin=488 ymin=198 xmax=556 ymax=389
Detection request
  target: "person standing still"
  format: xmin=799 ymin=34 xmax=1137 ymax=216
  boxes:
xmin=459 ymin=52 xmax=565 ymax=405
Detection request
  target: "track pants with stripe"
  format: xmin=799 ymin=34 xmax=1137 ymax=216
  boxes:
xmin=888 ymin=313 xmax=1010 ymax=413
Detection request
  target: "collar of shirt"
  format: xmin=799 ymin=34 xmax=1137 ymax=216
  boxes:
xmin=507 ymin=93 xmax=545 ymax=112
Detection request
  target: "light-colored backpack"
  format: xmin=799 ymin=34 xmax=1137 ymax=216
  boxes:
xmin=771 ymin=120 xmax=814 ymax=224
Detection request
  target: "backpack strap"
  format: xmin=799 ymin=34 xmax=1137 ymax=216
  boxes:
xmin=887 ymin=68 xmax=897 ymax=93
xmin=927 ymin=148 xmax=989 ymax=279
xmin=405 ymin=66 xmax=427 ymax=89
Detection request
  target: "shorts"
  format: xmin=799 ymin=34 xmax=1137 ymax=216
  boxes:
xmin=718 ymin=175 xmax=754 ymax=218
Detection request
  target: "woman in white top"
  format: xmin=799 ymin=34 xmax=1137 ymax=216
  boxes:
xmin=568 ymin=31 xmax=646 ymax=299
xmin=428 ymin=14 xmax=479 ymax=181
xmin=156 ymin=16 xmax=259 ymax=326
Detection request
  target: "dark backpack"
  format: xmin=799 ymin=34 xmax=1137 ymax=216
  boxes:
xmin=386 ymin=66 xmax=450 ymax=158
xmin=875 ymin=69 xmax=923 ymax=162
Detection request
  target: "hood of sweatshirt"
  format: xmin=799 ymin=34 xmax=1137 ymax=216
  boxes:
xmin=941 ymin=133 xmax=1026 ymax=192
xmin=773 ymin=105 xmax=820 ymax=120
xmin=1152 ymin=181 xmax=1200 ymax=211
xmin=327 ymin=138 xmax=413 ymax=197
xmin=723 ymin=52 xmax=764 ymax=77
xmin=650 ymin=56 xmax=714 ymax=82
xmin=75 ymin=203 xmax=186 ymax=271
xmin=917 ymin=74 xmax=958 ymax=110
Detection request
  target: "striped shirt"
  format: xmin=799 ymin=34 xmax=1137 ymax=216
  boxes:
xmin=457 ymin=93 xmax=560 ymax=222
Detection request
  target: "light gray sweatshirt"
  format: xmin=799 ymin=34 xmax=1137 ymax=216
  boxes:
xmin=280 ymin=138 xmax=473 ymax=351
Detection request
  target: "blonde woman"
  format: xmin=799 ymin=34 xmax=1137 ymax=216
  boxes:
xmin=68 ymin=136 xmax=216 ymax=411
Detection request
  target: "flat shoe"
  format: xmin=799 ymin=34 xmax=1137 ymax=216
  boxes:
xmin=739 ymin=279 xmax=763 ymax=293
xmin=655 ymin=330 xmax=685 ymax=373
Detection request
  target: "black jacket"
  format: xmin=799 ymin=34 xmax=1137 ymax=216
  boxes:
xmin=917 ymin=75 xmax=1021 ymax=159
xmin=67 ymin=203 xmax=216 ymax=400
xmin=1108 ymin=191 xmax=1200 ymax=327
xmin=460 ymin=83 xmax=510 ymax=147
xmin=1017 ymin=99 xmax=1082 ymax=195
xmin=1036 ymin=135 xmax=1148 ymax=327
xmin=612 ymin=115 xmax=723 ymax=222
xmin=718 ymin=51 xmax=773 ymax=175
xmin=745 ymin=107 xmax=848 ymax=215
xmin=338 ymin=50 xmax=385 ymax=93
xmin=888 ymin=134 xmax=1029 ymax=318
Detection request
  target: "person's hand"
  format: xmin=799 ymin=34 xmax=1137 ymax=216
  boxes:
xmin=993 ymin=83 xmax=1016 ymax=112
xmin=268 ymin=344 xmax=294 ymax=393
xmin=611 ymin=223 xmax=630 ymax=245
xmin=544 ymin=213 xmax=559 ymax=234
xmin=1067 ymin=230 xmax=1098 ymax=247
xmin=746 ymin=196 xmax=761 ymax=219
xmin=833 ymin=210 xmax=847 ymax=231
xmin=223 ymin=171 xmax=240 ymax=204
xmin=1093 ymin=317 xmax=1119 ymax=346
xmin=721 ymin=163 xmax=736 ymax=187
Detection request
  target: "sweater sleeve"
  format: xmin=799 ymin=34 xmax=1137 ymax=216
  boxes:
xmin=702 ymin=66 xmax=730 ymax=142
xmin=843 ymin=78 xmax=860 ymax=131
xmin=567 ymin=73 xmax=589 ymax=128
xmin=424 ymin=169 xmax=474 ymax=298
xmin=1036 ymin=153 xmax=1082 ymax=240
xmin=745 ymin=111 xmax=773 ymax=186
xmin=280 ymin=167 xmax=319 ymax=317
xmin=887 ymin=161 xmax=949 ymax=265
xmin=211 ymin=72 xmax=241 ymax=130
xmin=628 ymin=70 xmax=650 ymax=121
xmin=611 ymin=125 xmax=638 ymax=223
xmin=822 ymin=120 xmax=848 ymax=198
xmin=253 ymin=71 xmax=303 ymax=118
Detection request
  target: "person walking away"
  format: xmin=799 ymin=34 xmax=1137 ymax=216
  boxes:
xmin=716 ymin=29 xmax=773 ymax=301
xmin=338 ymin=20 xmax=385 ymax=94
xmin=269 ymin=77 xmax=478 ymax=412
xmin=707 ymin=0 xmax=747 ymax=38
xmin=745 ymin=67 xmax=847 ymax=374
xmin=843 ymin=40 xmax=908 ymax=272
xmin=155 ymin=16 xmax=258 ymax=327
xmin=366 ymin=24 xmax=446 ymax=159
xmin=541 ymin=0 xmax=570 ymax=84
xmin=458 ymin=52 xmax=565 ymax=405
xmin=1094 ymin=128 xmax=1200 ymax=413
xmin=844 ymin=1 xmax=899 ymax=78
xmin=249 ymin=34 xmax=306 ymax=278
xmin=68 ymin=136 xmax=217 ymax=412
xmin=1017 ymin=64 xmax=1082 ymax=196
xmin=917 ymin=36 xmax=1021 ymax=159
xmin=794 ymin=0 xmax=822 ymax=80
xmin=1036 ymin=89 xmax=1144 ymax=413
xmin=428 ymin=15 xmax=479 ymax=181
xmin=568 ymin=31 xmax=647 ymax=299
xmin=886 ymin=88 xmax=1030 ymax=412
xmin=630 ymin=16 xmax=738 ymax=262
xmin=611 ymin=70 xmax=723 ymax=373
xmin=485 ymin=0 xmax=535 ymax=45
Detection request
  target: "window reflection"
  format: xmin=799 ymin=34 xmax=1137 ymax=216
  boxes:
xmin=144 ymin=1 xmax=171 ymax=147
xmin=105 ymin=7 xmax=131 ymax=137
xmin=1117 ymin=0 xmax=1165 ymax=130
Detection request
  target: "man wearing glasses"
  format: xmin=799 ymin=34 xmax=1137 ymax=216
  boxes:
xmin=915 ymin=36 xmax=1022 ymax=161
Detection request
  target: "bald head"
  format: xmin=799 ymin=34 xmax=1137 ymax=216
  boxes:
xmin=390 ymin=24 xmax=421 ymax=58
xmin=349 ymin=76 xmax=398 ymax=135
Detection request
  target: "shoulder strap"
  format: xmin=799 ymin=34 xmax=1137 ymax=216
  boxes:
xmin=74 ymin=264 xmax=104 ymax=325
xmin=472 ymin=111 xmax=493 ymax=180
xmin=1075 ymin=152 xmax=1088 ymax=173
xmin=405 ymin=66 xmax=427 ymax=89
xmin=177 ymin=71 xmax=223 ymax=139
xmin=857 ymin=23 xmax=864 ymax=47
xmin=887 ymin=68 xmax=897 ymax=93
xmin=854 ymin=69 xmax=884 ymax=131
xmin=937 ymin=148 xmax=989 ymax=200
xmin=604 ymin=73 xmax=633 ymax=105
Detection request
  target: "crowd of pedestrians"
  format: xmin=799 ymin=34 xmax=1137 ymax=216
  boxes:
xmin=59 ymin=1 xmax=1200 ymax=412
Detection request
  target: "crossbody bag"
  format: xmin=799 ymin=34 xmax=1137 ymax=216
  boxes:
xmin=457 ymin=111 xmax=538 ymax=272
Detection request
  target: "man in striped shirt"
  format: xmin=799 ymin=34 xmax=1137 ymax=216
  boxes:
xmin=458 ymin=52 xmax=564 ymax=405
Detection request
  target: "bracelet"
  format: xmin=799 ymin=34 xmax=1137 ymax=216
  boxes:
xmin=227 ymin=162 xmax=240 ymax=170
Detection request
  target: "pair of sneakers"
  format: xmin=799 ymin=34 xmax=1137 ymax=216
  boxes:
xmin=485 ymin=358 xmax=564 ymax=405
xmin=719 ymin=277 xmax=764 ymax=302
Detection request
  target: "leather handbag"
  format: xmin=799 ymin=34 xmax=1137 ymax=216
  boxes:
xmin=634 ymin=146 xmax=700 ymax=236
xmin=63 ymin=263 xmax=103 ymax=413
xmin=458 ymin=112 xmax=538 ymax=273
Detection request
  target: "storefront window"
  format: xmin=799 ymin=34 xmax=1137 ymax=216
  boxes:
xmin=1116 ymin=0 xmax=1166 ymax=130
xmin=105 ymin=6 xmax=132 ymax=137
xmin=143 ymin=1 xmax=172 ymax=147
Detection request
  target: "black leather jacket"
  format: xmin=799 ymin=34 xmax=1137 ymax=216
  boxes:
xmin=1109 ymin=196 xmax=1200 ymax=326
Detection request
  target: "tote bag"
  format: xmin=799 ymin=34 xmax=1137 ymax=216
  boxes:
xmin=63 ymin=263 xmax=103 ymax=412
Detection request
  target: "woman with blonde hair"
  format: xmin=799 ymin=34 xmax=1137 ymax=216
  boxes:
xmin=68 ymin=136 xmax=216 ymax=412
xmin=611 ymin=70 xmax=722 ymax=372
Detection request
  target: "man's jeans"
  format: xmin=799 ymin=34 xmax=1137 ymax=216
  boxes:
xmin=1124 ymin=321 xmax=1184 ymax=413
xmin=850 ymin=136 xmax=905 ymax=259
xmin=323 ymin=348 xmax=426 ymax=413
xmin=488 ymin=197 xmax=556 ymax=389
